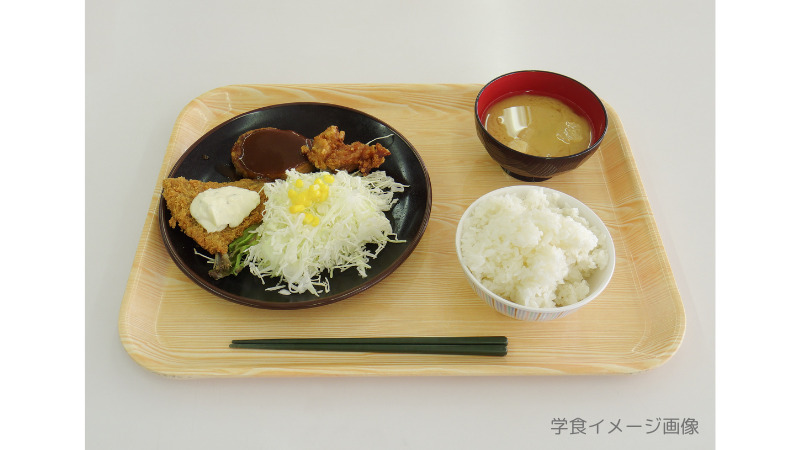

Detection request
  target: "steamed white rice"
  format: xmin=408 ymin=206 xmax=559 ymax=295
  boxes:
xmin=459 ymin=188 xmax=609 ymax=308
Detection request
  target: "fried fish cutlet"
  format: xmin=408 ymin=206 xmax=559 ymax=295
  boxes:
xmin=162 ymin=177 xmax=266 ymax=255
xmin=300 ymin=125 xmax=391 ymax=175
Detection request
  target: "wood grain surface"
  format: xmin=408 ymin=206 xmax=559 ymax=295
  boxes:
xmin=118 ymin=84 xmax=685 ymax=377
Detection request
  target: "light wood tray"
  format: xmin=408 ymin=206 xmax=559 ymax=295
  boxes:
xmin=119 ymin=84 xmax=685 ymax=378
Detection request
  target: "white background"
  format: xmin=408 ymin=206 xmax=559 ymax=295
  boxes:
xmin=9 ymin=0 xmax=796 ymax=448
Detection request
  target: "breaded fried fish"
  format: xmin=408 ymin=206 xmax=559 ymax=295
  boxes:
xmin=162 ymin=177 xmax=266 ymax=278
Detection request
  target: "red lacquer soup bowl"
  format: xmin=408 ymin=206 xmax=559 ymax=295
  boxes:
xmin=474 ymin=70 xmax=608 ymax=181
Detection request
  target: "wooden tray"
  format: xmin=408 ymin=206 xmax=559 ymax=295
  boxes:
xmin=119 ymin=84 xmax=685 ymax=377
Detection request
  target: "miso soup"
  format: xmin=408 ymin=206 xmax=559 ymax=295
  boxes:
xmin=484 ymin=94 xmax=591 ymax=157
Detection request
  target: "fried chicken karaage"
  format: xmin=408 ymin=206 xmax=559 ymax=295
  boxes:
xmin=301 ymin=125 xmax=391 ymax=175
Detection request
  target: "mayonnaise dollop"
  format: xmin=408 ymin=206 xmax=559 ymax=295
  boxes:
xmin=190 ymin=186 xmax=261 ymax=233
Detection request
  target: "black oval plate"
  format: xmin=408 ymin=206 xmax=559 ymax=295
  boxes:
xmin=158 ymin=103 xmax=432 ymax=309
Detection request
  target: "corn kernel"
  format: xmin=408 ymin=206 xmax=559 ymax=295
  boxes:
xmin=285 ymin=174 xmax=335 ymax=222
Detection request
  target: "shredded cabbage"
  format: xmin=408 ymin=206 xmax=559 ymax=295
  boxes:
xmin=244 ymin=169 xmax=406 ymax=295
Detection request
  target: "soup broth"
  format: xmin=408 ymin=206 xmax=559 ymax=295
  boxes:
xmin=484 ymin=94 xmax=591 ymax=157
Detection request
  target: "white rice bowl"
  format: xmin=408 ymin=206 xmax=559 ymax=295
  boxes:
xmin=456 ymin=185 xmax=615 ymax=321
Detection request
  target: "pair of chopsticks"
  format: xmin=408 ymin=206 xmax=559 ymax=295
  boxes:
xmin=230 ymin=336 xmax=508 ymax=356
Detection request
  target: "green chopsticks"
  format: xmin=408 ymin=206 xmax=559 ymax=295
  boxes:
xmin=230 ymin=336 xmax=508 ymax=356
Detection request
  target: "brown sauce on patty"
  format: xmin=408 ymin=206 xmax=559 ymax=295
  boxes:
xmin=231 ymin=128 xmax=313 ymax=180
